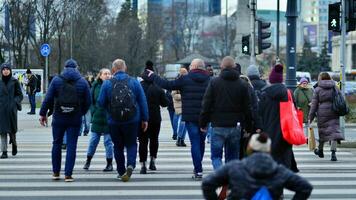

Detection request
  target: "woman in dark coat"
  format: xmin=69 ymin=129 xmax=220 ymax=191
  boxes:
xmin=0 ymin=63 xmax=23 ymax=159
xmin=83 ymin=68 xmax=114 ymax=171
xmin=309 ymin=72 xmax=343 ymax=161
xmin=259 ymin=64 xmax=293 ymax=169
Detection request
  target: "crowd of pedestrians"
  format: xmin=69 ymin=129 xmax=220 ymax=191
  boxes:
xmin=5 ymin=54 xmax=352 ymax=199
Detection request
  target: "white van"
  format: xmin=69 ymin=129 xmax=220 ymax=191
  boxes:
xmin=164 ymin=64 xmax=182 ymax=80
xmin=296 ymin=71 xmax=312 ymax=83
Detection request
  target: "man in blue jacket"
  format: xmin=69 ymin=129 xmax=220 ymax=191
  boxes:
xmin=39 ymin=59 xmax=91 ymax=182
xmin=98 ymin=59 xmax=148 ymax=182
xmin=144 ymin=58 xmax=210 ymax=180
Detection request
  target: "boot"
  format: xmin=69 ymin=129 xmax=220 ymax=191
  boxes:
xmin=331 ymin=150 xmax=337 ymax=161
xmin=0 ymin=151 xmax=8 ymax=159
xmin=176 ymin=138 xmax=181 ymax=146
xmin=103 ymin=158 xmax=113 ymax=172
xmin=149 ymin=156 xmax=156 ymax=170
xmin=83 ymin=156 xmax=92 ymax=170
xmin=314 ymin=148 xmax=324 ymax=158
xmin=12 ymin=144 xmax=17 ymax=156
xmin=180 ymin=139 xmax=187 ymax=147
xmin=140 ymin=162 xmax=147 ymax=174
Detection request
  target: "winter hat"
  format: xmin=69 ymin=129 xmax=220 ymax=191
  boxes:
xmin=247 ymin=65 xmax=260 ymax=77
xmin=26 ymin=68 xmax=32 ymax=74
xmin=269 ymin=63 xmax=283 ymax=84
xmin=248 ymin=133 xmax=271 ymax=153
xmin=299 ymin=77 xmax=309 ymax=84
xmin=145 ymin=60 xmax=154 ymax=71
xmin=1 ymin=63 xmax=11 ymax=71
xmin=235 ymin=63 xmax=242 ymax=74
xmin=64 ymin=59 xmax=78 ymax=68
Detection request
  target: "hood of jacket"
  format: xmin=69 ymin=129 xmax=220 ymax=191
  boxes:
xmin=318 ymin=80 xmax=335 ymax=89
xmin=61 ymin=67 xmax=82 ymax=81
xmin=263 ymin=83 xmax=288 ymax=101
xmin=219 ymin=68 xmax=240 ymax=81
xmin=243 ymin=153 xmax=278 ymax=179
xmin=189 ymin=69 xmax=210 ymax=83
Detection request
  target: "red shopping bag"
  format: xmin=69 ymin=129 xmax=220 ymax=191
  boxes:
xmin=280 ymin=90 xmax=307 ymax=145
xmin=297 ymin=109 xmax=304 ymax=128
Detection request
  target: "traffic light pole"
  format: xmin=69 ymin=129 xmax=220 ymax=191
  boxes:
xmin=285 ymin=0 xmax=298 ymax=90
xmin=250 ymin=0 xmax=256 ymax=65
xmin=340 ymin=0 xmax=346 ymax=138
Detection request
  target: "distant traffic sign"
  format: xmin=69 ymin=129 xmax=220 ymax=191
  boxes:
xmin=40 ymin=44 xmax=51 ymax=57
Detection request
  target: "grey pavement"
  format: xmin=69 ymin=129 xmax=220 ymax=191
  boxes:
xmin=0 ymin=105 xmax=356 ymax=199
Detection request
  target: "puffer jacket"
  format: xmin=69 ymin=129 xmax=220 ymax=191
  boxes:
xmin=172 ymin=90 xmax=182 ymax=115
xmin=202 ymin=153 xmax=313 ymax=200
xmin=309 ymin=80 xmax=344 ymax=142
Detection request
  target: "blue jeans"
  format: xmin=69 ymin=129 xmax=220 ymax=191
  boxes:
xmin=63 ymin=132 xmax=67 ymax=145
xmin=206 ymin=124 xmax=212 ymax=143
xmin=168 ymin=109 xmax=177 ymax=137
xmin=80 ymin=111 xmax=91 ymax=135
xmin=52 ymin=125 xmax=81 ymax=176
xmin=211 ymin=126 xmax=241 ymax=170
xmin=175 ymin=114 xmax=186 ymax=140
xmin=87 ymin=132 xmax=113 ymax=159
xmin=28 ymin=94 xmax=36 ymax=113
xmin=109 ymin=122 xmax=139 ymax=176
xmin=186 ymin=122 xmax=206 ymax=174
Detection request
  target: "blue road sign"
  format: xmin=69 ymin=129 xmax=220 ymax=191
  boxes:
xmin=40 ymin=44 xmax=51 ymax=57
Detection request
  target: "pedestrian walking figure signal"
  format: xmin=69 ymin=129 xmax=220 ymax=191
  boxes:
xmin=331 ymin=19 xmax=337 ymax=28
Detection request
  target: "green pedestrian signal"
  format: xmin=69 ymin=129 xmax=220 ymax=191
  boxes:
xmin=242 ymin=35 xmax=250 ymax=55
xmin=328 ymin=3 xmax=341 ymax=32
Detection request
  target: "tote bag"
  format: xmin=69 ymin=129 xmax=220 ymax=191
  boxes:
xmin=308 ymin=127 xmax=316 ymax=151
xmin=280 ymin=90 xmax=307 ymax=145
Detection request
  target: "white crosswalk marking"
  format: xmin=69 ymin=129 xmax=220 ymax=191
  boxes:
xmin=1 ymin=136 xmax=356 ymax=200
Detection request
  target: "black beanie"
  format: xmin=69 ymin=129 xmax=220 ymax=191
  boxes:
xmin=26 ymin=68 xmax=32 ymax=74
xmin=145 ymin=60 xmax=154 ymax=71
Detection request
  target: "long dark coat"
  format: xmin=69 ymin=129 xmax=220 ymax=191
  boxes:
xmin=308 ymin=80 xmax=343 ymax=142
xmin=259 ymin=83 xmax=293 ymax=169
xmin=0 ymin=77 xmax=23 ymax=135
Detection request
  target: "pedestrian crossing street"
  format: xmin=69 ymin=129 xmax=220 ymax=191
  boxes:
xmin=1 ymin=136 xmax=356 ymax=200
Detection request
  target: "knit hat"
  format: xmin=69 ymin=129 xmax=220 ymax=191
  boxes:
xmin=269 ymin=63 xmax=283 ymax=84
xmin=247 ymin=65 xmax=260 ymax=77
xmin=1 ymin=63 xmax=11 ymax=71
xmin=64 ymin=59 xmax=78 ymax=68
xmin=299 ymin=77 xmax=309 ymax=84
xmin=248 ymin=133 xmax=271 ymax=153
xmin=145 ymin=60 xmax=154 ymax=71
xmin=26 ymin=68 xmax=32 ymax=74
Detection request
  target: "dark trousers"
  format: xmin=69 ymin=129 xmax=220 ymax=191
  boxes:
xmin=52 ymin=124 xmax=80 ymax=176
xmin=139 ymin=122 xmax=161 ymax=162
xmin=28 ymin=94 xmax=36 ymax=113
xmin=109 ymin=122 xmax=139 ymax=176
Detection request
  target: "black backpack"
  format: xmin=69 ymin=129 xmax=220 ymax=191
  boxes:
xmin=55 ymin=75 xmax=80 ymax=114
xmin=332 ymin=87 xmax=349 ymax=116
xmin=109 ymin=77 xmax=137 ymax=121
xmin=34 ymin=74 xmax=41 ymax=93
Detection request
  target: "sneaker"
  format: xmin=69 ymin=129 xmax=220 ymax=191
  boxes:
xmin=64 ymin=176 xmax=74 ymax=182
xmin=149 ymin=160 xmax=156 ymax=171
xmin=0 ymin=152 xmax=8 ymax=159
xmin=192 ymin=173 xmax=203 ymax=181
xmin=83 ymin=160 xmax=91 ymax=170
xmin=27 ymin=112 xmax=36 ymax=115
xmin=331 ymin=151 xmax=337 ymax=161
xmin=52 ymin=173 xmax=60 ymax=180
xmin=172 ymin=135 xmax=177 ymax=140
xmin=61 ymin=144 xmax=67 ymax=150
xmin=314 ymin=148 xmax=324 ymax=158
xmin=121 ymin=166 xmax=134 ymax=182
xmin=140 ymin=166 xmax=147 ymax=174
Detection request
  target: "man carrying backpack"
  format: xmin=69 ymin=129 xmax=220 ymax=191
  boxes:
xmin=39 ymin=59 xmax=91 ymax=182
xmin=98 ymin=59 xmax=148 ymax=182
xmin=201 ymin=133 xmax=313 ymax=200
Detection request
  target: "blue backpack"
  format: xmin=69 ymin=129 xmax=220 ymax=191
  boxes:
xmin=251 ymin=186 xmax=272 ymax=200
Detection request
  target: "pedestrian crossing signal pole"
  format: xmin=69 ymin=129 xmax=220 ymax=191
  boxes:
xmin=249 ymin=0 xmax=256 ymax=65
xmin=340 ymin=0 xmax=347 ymax=139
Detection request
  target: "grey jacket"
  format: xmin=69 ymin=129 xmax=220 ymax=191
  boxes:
xmin=309 ymin=80 xmax=343 ymax=142
xmin=202 ymin=153 xmax=313 ymax=200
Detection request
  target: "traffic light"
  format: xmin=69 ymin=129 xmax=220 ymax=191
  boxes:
xmin=346 ymin=0 xmax=356 ymax=31
xmin=257 ymin=19 xmax=271 ymax=55
xmin=328 ymin=2 xmax=341 ymax=32
xmin=242 ymin=35 xmax=250 ymax=55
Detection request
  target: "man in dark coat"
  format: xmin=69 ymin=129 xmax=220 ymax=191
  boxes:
xmin=25 ymin=68 xmax=37 ymax=115
xmin=144 ymin=58 xmax=211 ymax=180
xmin=202 ymin=133 xmax=313 ymax=200
xmin=39 ymin=59 xmax=91 ymax=182
xmin=139 ymin=60 xmax=169 ymax=174
xmin=259 ymin=64 xmax=293 ymax=169
xmin=0 ymin=63 xmax=23 ymax=159
xmin=199 ymin=56 xmax=253 ymax=170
